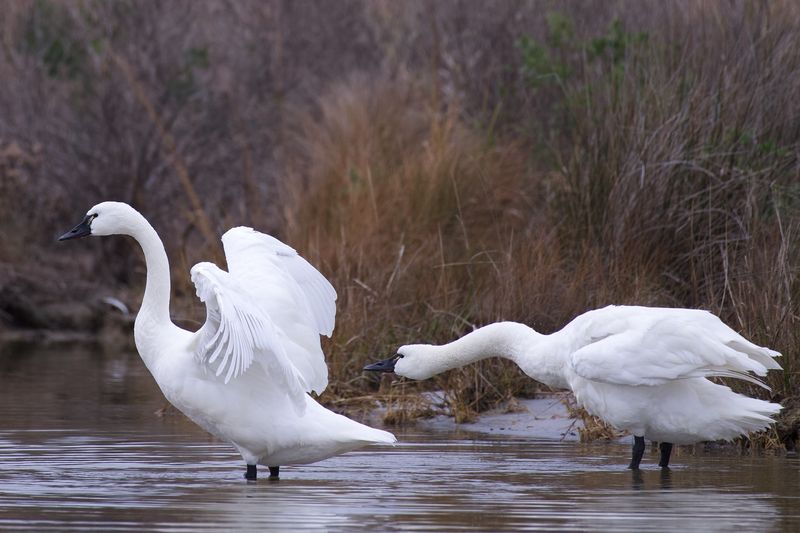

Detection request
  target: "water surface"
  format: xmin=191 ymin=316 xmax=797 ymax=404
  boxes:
xmin=0 ymin=343 xmax=798 ymax=531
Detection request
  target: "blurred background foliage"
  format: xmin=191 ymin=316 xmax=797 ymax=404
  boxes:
xmin=1 ymin=0 xmax=798 ymax=424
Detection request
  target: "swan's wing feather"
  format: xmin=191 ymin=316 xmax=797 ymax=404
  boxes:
xmin=275 ymin=240 xmax=337 ymax=337
xmin=190 ymin=263 xmax=308 ymax=412
xmin=219 ymin=227 xmax=334 ymax=393
xmin=222 ymin=227 xmax=337 ymax=336
xmin=569 ymin=308 xmax=781 ymax=389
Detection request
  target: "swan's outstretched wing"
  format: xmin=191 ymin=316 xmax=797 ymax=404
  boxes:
xmin=568 ymin=307 xmax=782 ymax=389
xmin=219 ymin=227 xmax=336 ymax=393
xmin=190 ymin=262 xmax=308 ymax=412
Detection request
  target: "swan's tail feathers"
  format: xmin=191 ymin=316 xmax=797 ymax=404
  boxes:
xmin=667 ymin=381 xmax=782 ymax=444
xmin=717 ymin=395 xmax=782 ymax=441
xmin=348 ymin=424 xmax=397 ymax=446
xmin=366 ymin=428 xmax=397 ymax=445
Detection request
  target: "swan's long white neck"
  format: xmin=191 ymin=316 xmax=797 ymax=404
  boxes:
xmin=437 ymin=322 xmax=531 ymax=365
xmin=398 ymin=322 xmax=533 ymax=376
xmin=396 ymin=322 xmax=569 ymax=389
xmin=132 ymin=217 xmax=172 ymax=327
xmin=115 ymin=208 xmax=178 ymax=369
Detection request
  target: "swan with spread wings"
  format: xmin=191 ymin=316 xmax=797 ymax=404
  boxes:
xmin=60 ymin=201 xmax=395 ymax=480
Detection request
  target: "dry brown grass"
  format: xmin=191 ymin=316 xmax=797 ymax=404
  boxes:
xmin=562 ymin=395 xmax=624 ymax=442
xmin=281 ymin=74 xmax=544 ymax=413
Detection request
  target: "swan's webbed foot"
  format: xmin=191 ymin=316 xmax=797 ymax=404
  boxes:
xmin=244 ymin=464 xmax=257 ymax=481
xmin=658 ymin=442 xmax=673 ymax=468
xmin=628 ymin=436 xmax=646 ymax=470
xmin=269 ymin=466 xmax=280 ymax=480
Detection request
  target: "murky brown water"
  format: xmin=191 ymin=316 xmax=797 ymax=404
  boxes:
xmin=0 ymin=343 xmax=798 ymax=532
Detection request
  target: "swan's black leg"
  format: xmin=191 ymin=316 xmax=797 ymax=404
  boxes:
xmin=658 ymin=442 xmax=673 ymax=468
xmin=628 ymin=436 xmax=646 ymax=470
xmin=269 ymin=466 xmax=280 ymax=479
xmin=244 ymin=464 xmax=257 ymax=480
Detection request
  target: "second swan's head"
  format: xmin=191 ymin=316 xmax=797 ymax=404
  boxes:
xmin=58 ymin=201 xmax=142 ymax=241
xmin=363 ymin=344 xmax=444 ymax=380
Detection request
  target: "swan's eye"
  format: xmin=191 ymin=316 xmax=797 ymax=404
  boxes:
xmin=88 ymin=214 xmax=98 ymax=223
xmin=396 ymin=354 xmax=404 ymax=359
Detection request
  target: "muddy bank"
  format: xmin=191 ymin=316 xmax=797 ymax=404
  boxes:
xmin=417 ymin=393 xmax=583 ymax=441
xmin=389 ymin=391 xmax=800 ymax=453
xmin=0 ymin=262 xmax=134 ymax=347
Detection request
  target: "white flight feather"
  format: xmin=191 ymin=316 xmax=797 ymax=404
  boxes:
xmin=219 ymin=227 xmax=335 ymax=393
xmin=191 ymin=263 xmax=309 ymax=413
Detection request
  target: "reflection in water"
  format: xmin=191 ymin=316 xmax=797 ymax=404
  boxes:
xmin=0 ymin=344 xmax=798 ymax=531
xmin=630 ymin=468 xmax=673 ymax=490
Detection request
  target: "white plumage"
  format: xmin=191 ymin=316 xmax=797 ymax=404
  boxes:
xmin=60 ymin=202 xmax=395 ymax=479
xmin=367 ymin=305 xmax=782 ymax=468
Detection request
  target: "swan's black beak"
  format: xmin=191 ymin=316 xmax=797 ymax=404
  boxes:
xmin=58 ymin=215 xmax=93 ymax=241
xmin=363 ymin=355 xmax=400 ymax=373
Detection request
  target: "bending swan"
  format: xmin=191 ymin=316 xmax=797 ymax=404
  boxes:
xmin=365 ymin=305 xmax=781 ymax=469
xmin=60 ymin=201 xmax=395 ymax=480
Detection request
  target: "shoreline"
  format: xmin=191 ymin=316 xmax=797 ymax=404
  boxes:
xmin=417 ymin=393 xmax=584 ymax=442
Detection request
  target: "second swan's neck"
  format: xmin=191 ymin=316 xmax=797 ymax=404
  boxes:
xmin=400 ymin=321 xmax=570 ymax=389
xmin=439 ymin=322 xmax=533 ymax=364
xmin=401 ymin=322 xmax=538 ymax=379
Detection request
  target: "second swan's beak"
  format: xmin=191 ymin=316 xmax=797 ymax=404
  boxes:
xmin=58 ymin=215 xmax=93 ymax=241
xmin=363 ymin=355 xmax=400 ymax=373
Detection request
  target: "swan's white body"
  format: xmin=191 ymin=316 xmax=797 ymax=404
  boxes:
xmin=63 ymin=202 xmax=394 ymax=471
xmin=391 ymin=306 xmax=782 ymax=445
